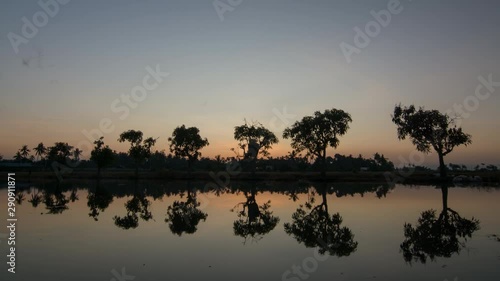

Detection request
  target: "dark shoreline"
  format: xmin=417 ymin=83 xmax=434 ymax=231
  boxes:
xmin=3 ymin=170 xmax=499 ymax=184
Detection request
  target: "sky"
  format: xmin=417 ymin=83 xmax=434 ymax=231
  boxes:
xmin=0 ymin=0 xmax=499 ymax=167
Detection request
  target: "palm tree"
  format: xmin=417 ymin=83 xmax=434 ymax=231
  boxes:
xmin=20 ymin=145 xmax=30 ymax=160
xmin=73 ymin=148 xmax=82 ymax=162
xmin=14 ymin=151 xmax=23 ymax=164
xmin=33 ymin=142 xmax=47 ymax=162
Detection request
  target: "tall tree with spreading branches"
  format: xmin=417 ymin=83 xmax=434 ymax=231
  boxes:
xmin=168 ymin=125 xmax=209 ymax=173
xmin=90 ymin=137 xmax=115 ymax=178
xmin=283 ymin=108 xmax=352 ymax=178
xmin=118 ymin=130 xmax=157 ymax=178
xmin=234 ymin=121 xmax=278 ymax=174
xmin=392 ymin=104 xmax=472 ymax=178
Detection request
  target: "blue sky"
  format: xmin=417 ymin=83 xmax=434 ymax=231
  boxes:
xmin=1 ymin=0 xmax=499 ymax=167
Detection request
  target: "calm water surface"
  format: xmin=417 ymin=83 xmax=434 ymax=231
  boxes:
xmin=1 ymin=181 xmax=499 ymax=281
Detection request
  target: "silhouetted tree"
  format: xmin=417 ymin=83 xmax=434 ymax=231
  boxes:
xmin=19 ymin=145 xmax=30 ymax=160
xmin=73 ymin=148 xmax=82 ymax=162
xmin=234 ymin=121 xmax=278 ymax=174
xmin=118 ymin=130 xmax=157 ymax=178
xmin=90 ymin=137 xmax=115 ymax=178
xmin=400 ymin=185 xmax=480 ymax=264
xmin=165 ymin=189 xmax=208 ymax=236
xmin=33 ymin=142 xmax=47 ymax=162
xmin=284 ymin=184 xmax=358 ymax=256
xmin=168 ymin=125 xmax=209 ymax=173
xmin=283 ymin=108 xmax=352 ymax=178
xmin=14 ymin=151 xmax=23 ymax=163
xmin=46 ymin=142 xmax=74 ymax=164
xmin=231 ymin=186 xmax=279 ymax=243
xmin=392 ymin=104 xmax=472 ymax=178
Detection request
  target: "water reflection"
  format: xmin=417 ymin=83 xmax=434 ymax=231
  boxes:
xmin=2 ymin=181 xmax=497 ymax=281
xmin=165 ymin=187 xmax=208 ymax=236
xmin=400 ymin=184 xmax=481 ymax=264
xmin=28 ymin=187 xmax=43 ymax=207
xmin=43 ymin=183 xmax=71 ymax=214
xmin=87 ymin=181 xmax=113 ymax=221
xmin=231 ymin=184 xmax=279 ymax=243
xmin=113 ymin=183 xmax=153 ymax=229
xmin=284 ymin=183 xmax=358 ymax=256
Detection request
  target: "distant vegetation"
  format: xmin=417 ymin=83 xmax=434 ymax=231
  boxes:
xmin=1 ymin=106 xmax=498 ymax=179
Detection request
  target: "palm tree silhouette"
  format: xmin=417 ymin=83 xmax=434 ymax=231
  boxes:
xmin=33 ymin=142 xmax=47 ymax=162
xmin=20 ymin=145 xmax=30 ymax=160
xmin=14 ymin=151 xmax=23 ymax=164
xmin=73 ymin=148 xmax=82 ymax=162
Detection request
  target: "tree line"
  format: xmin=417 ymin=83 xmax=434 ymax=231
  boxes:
xmin=3 ymin=104 xmax=487 ymax=178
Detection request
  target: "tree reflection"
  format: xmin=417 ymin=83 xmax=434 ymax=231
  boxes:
xmin=231 ymin=186 xmax=280 ymax=243
xmin=400 ymin=184 xmax=480 ymax=264
xmin=15 ymin=192 xmax=25 ymax=205
xmin=69 ymin=188 xmax=79 ymax=202
xmin=28 ymin=188 xmax=43 ymax=208
xmin=87 ymin=181 xmax=113 ymax=221
xmin=165 ymin=189 xmax=208 ymax=236
xmin=113 ymin=183 xmax=153 ymax=229
xmin=284 ymin=184 xmax=358 ymax=256
xmin=43 ymin=184 xmax=70 ymax=214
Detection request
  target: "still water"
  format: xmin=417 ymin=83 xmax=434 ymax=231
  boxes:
xmin=1 ymin=181 xmax=499 ymax=281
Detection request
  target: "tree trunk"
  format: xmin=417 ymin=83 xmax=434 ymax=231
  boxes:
xmin=441 ymin=185 xmax=448 ymax=211
xmin=320 ymin=148 xmax=327 ymax=180
xmin=321 ymin=156 xmax=326 ymax=179
xmin=97 ymin=166 xmax=101 ymax=179
xmin=188 ymin=159 xmax=192 ymax=178
xmin=135 ymin=165 xmax=139 ymax=179
xmin=438 ymin=152 xmax=447 ymax=178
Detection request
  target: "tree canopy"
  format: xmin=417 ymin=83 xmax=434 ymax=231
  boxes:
xmin=234 ymin=121 xmax=278 ymax=160
xmin=283 ymin=108 xmax=352 ymax=177
xmin=168 ymin=125 xmax=209 ymax=169
xmin=118 ymin=130 xmax=157 ymax=177
xmin=392 ymin=104 xmax=472 ymax=177
xmin=90 ymin=137 xmax=115 ymax=177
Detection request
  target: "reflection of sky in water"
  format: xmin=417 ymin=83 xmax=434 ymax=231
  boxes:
xmin=0 ymin=182 xmax=499 ymax=281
